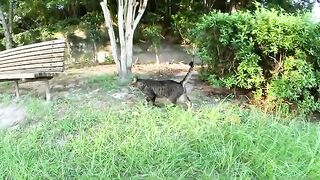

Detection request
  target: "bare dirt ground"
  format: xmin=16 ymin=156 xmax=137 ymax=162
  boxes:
xmin=0 ymin=63 xmax=226 ymax=103
xmin=0 ymin=63 xmax=233 ymax=129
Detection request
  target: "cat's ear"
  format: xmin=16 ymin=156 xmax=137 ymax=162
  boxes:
xmin=132 ymin=76 xmax=138 ymax=83
xmin=131 ymin=76 xmax=138 ymax=85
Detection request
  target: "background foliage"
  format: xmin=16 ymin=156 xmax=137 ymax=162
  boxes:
xmin=1 ymin=0 xmax=318 ymax=48
xmin=190 ymin=7 xmax=320 ymax=114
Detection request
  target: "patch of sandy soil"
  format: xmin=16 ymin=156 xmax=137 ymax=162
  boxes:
xmin=0 ymin=104 xmax=27 ymax=129
xmin=0 ymin=63 xmax=223 ymax=100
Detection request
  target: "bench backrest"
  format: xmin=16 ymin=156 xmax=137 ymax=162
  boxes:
xmin=0 ymin=40 xmax=66 ymax=74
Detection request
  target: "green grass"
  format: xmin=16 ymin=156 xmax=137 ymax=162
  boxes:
xmin=86 ymin=74 xmax=120 ymax=90
xmin=1 ymin=94 xmax=320 ymax=179
xmin=0 ymin=82 xmax=11 ymax=89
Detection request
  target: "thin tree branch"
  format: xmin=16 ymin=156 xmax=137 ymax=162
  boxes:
xmin=132 ymin=0 xmax=148 ymax=32
xmin=118 ymin=0 xmax=125 ymax=47
xmin=132 ymin=1 xmax=139 ymax=23
xmin=124 ymin=0 xmax=128 ymax=28
xmin=126 ymin=0 xmax=134 ymax=34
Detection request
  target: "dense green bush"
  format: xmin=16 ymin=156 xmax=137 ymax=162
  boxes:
xmin=142 ymin=24 xmax=163 ymax=51
xmin=172 ymin=11 xmax=201 ymax=43
xmin=13 ymin=27 xmax=56 ymax=46
xmin=192 ymin=7 xmax=320 ymax=114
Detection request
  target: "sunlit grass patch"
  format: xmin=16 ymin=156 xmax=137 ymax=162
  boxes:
xmin=0 ymin=94 xmax=13 ymax=104
xmin=86 ymin=74 xmax=119 ymax=90
xmin=0 ymin=82 xmax=11 ymax=89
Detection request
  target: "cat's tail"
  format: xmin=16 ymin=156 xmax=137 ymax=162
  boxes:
xmin=180 ymin=61 xmax=194 ymax=87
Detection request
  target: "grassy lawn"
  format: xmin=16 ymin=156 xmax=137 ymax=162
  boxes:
xmin=0 ymin=75 xmax=319 ymax=179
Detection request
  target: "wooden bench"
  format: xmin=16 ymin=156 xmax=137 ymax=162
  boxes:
xmin=0 ymin=39 xmax=66 ymax=101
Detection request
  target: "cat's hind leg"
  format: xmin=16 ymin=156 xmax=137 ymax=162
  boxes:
xmin=177 ymin=93 xmax=192 ymax=110
xmin=144 ymin=88 xmax=157 ymax=106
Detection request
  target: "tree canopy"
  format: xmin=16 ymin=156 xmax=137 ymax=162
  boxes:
xmin=0 ymin=0 xmax=318 ymax=48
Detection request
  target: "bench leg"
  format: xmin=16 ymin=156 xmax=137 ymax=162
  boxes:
xmin=14 ymin=80 xmax=20 ymax=99
xmin=45 ymin=80 xmax=51 ymax=101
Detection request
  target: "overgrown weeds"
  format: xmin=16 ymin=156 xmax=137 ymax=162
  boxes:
xmin=0 ymin=94 xmax=319 ymax=179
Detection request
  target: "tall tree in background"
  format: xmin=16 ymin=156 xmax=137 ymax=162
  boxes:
xmin=8 ymin=0 xmax=13 ymax=37
xmin=0 ymin=1 xmax=13 ymax=49
xmin=100 ymin=0 xmax=148 ymax=79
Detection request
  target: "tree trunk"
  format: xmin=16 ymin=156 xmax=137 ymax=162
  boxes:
xmin=8 ymin=0 xmax=13 ymax=37
xmin=0 ymin=6 xmax=13 ymax=49
xmin=65 ymin=35 xmax=74 ymax=65
xmin=118 ymin=0 xmax=128 ymax=79
xmin=126 ymin=36 xmax=134 ymax=71
xmin=92 ymin=40 xmax=97 ymax=63
xmin=155 ymin=48 xmax=160 ymax=64
xmin=228 ymin=0 xmax=237 ymax=13
xmin=72 ymin=0 xmax=79 ymax=17
xmin=164 ymin=0 xmax=171 ymax=26
xmin=101 ymin=0 xmax=148 ymax=80
xmin=100 ymin=0 xmax=121 ymax=73
xmin=125 ymin=0 xmax=133 ymax=72
xmin=131 ymin=0 xmax=148 ymax=65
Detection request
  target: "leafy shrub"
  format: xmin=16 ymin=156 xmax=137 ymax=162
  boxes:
xmin=142 ymin=24 xmax=163 ymax=52
xmin=80 ymin=12 xmax=104 ymax=43
xmin=192 ymin=7 xmax=320 ymax=114
xmin=141 ymin=24 xmax=163 ymax=63
xmin=13 ymin=27 xmax=56 ymax=46
xmin=172 ymin=11 xmax=200 ymax=43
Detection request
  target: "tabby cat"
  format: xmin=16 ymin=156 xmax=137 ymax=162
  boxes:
xmin=131 ymin=61 xmax=194 ymax=109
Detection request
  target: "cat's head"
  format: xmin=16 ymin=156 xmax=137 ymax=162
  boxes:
xmin=130 ymin=76 xmax=144 ymax=88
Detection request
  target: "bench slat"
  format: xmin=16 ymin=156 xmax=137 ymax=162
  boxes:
xmin=0 ymin=72 xmax=60 ymax=79
xmin=0 ymin=40 xmax=65 ymax=57
xmin=0 ymin=67 xmax=64 ymax=73
xmin=0 ymin=43 xmax=65 ymax=59
xmin=0 ymin=42 xmax=65 ymax=57
xmin=0 ymin=53 xmax=64 ymax=66
xmin=0 ymin=73 xmax=36 ymax=79
xmin=0 ymin=57 xmax=64 ymax=68
xmin=0 ymin=62 xmax=63 ymax=72
xmin=0 ymin=47 xmax=65 ymax=63
xmin=35 ymin=72 xmax=60 ymax=77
